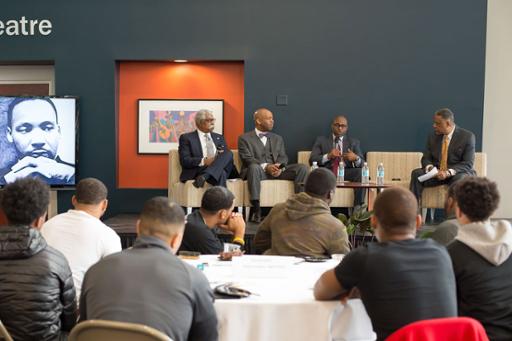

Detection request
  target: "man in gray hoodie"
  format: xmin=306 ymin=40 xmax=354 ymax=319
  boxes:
xmin=253 ymin=167 xmax=350 ymax=257
xmin=448 ymin=177 xmax=512 ymax=341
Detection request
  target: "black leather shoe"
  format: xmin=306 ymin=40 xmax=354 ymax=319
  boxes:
xmin=249 ymin=209 xmax=262 ymax=223
xmin=250 ymin=212 xmax=262 ymax=224
xmin=193 ymin=175 xmax=206 ymax=188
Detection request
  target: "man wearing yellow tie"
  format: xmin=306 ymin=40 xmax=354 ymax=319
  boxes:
xmin=410 ymin=108 xmax=476 ymax=203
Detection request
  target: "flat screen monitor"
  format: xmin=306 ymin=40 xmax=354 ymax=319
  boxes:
xmin=0 ymin=96 xmax=78 ymax=187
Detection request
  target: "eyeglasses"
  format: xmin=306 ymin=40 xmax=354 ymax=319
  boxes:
xmin=332 ymin=123 xmax=347 ymax=128
xmin=204 ymin=118 xmax=216 ymax=122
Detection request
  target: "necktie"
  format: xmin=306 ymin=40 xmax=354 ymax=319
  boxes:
xmin=258 ymin=133 xmax=268 ymax=138
xmin=440 ymin=135 xmax=449 ymax=171
xmin=205 ymin=134 xmax=215 ymax=158
xmin=332 ymin=137 xmax=342 ymax=175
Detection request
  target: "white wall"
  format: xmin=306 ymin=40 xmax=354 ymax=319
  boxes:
xmin=483 ymin=0 xmax=512 ymax=218
xmin=0 ymin=65 xmax=55 ymax=95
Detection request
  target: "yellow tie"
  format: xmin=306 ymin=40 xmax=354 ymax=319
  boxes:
xmin=440 ymin=135 xmax=449 ymax=171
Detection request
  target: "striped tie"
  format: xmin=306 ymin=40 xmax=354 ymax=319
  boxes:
xmin=440 ymin=135 xmax=449 ymax=171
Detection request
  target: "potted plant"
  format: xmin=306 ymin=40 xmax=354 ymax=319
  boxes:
xmin=338 ymin=205 xmax=375 ymax=248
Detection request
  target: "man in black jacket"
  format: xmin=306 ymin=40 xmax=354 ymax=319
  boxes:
xmin=0 ymin=177 xmax=77 ymax=341
xmin=309 ymin=115 xmax=365 ymax=206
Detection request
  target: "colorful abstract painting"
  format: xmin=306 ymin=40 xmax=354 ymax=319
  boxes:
xmin=149 ymin=110 xmax=196 ymax=143
xmin=138 ymin=99 xmax=223 ymax=154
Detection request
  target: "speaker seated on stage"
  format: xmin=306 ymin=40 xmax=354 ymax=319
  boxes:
xmin=238 ymin=108 xmax=308 ymax=223
xmin=409 ymin=108 xmax=476 ymax=204
xmin=309 ymin=115 xmax=365 ymax=206
xmin=178 ymin=109 xmax=238 ymax=189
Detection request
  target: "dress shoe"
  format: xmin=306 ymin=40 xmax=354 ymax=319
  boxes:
xmin=250 ymin=212 xmax=262 ymax=224
xmin=193 ymin=175 xmax=206 ymax=188
xmin=249 ymin=208 xmax=262 ymax=223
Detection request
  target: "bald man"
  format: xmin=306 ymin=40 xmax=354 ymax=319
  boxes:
xmin=309 ymin=115 xmax=365 ymax=206
xmin=238 ymin=108 xmax=308 ymax=223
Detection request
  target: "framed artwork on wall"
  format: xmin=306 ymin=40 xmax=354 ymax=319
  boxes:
xmin=137 ymin=99 xmax=224 ymax=154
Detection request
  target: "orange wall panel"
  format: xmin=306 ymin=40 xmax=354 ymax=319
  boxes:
xmin=118 ymin=61 xmax=244 ymax=189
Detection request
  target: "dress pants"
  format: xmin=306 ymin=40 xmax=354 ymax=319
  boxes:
xmin=410 ymin=168 xmax=467 ymax=202
xmin=344 ymin=167 xmax=365 ymax=206
xmin=200 ymin=150 xmax=234 ymax=188
xmin=246 ymin=163 xmax=308 ymax=201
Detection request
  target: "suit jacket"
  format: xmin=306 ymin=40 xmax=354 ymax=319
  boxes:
xmin=421 ymin=126 xmax=476 ymax=175
xmin=178 ymin=130 xmax=228 ymax=182
xmin=309 ymin=135 xmax=365 ymax=168
xmin=238 ymin=130 xmax=288 ymax=179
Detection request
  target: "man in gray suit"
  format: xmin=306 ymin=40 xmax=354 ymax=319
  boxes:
xmin=309 ymin=115 xmax=365 ymax=206
xmin=410 ymin=108 xmax=476 ymax=203
xmin=238 ymin=108 xmax=308 ymax=223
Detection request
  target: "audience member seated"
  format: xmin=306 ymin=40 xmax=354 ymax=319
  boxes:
xmin=41 ymin=177 xmax=122 ymax=298
xmin=179 ymin=109 xmax=237 ymax=188
xmin=447 ymin=177 xmax=512 ymax=341
xmin=254 ymin=168 xmax=350 ymax=257
xmin=0 ymin=178 xmax=77 ymax=341
xmin=238 ymin=108 xmax=308 ymax=223
xmin=179 ymin=186 xmax=246 ymax=254
xmin=79 ymin=197 xmax=217 ymax=341
xmin=314 ymin=187 xmax=457 ymax=341
xmin=309 ymin=115 xmax=365 ymax=206
xmin=410 ymin=108 xmax=476 ymax=203
xmin=425 ymin=182 xmax=460 ymax=245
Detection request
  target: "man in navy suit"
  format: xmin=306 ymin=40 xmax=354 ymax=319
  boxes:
xmin=178 ymin=109 xmax=236 ymax=188
xmin=410 ymin=108 xmax=476 ymax=203
xmin=309 ymin=115 xmax=365 ymax=206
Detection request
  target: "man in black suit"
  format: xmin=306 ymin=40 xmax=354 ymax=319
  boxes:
xmin=309 ymin=115 xmax=365 ymax=206
xmin=178 ymin=109 xmax=236 ymax=188
xmin=410 ymin=108 xmax=476 ymax=202
xmin=238 ymin=108 xmax=308 ymax=223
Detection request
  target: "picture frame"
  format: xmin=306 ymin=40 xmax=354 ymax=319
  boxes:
xmin=137 ymin=99 xmax=224 ymax=154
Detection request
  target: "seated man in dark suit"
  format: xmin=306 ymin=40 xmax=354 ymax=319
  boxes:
xmin=180 ymin=186 xmax=246 ymax=254
xmin=314 ymin=187 xmax=457 ymax=340
xmin=309 ymin=115 xmax=365 ymax=206
xmin=178 ymin=109 xmax=236 ymax=188
xmin=410 ymin=108 xmax=476 ymax=203
xmin=238 ymin=108 xmax=308 ymax=223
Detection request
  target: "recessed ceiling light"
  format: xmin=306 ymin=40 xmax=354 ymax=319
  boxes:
xmin=173 ymin=60 xmax=188 ymax=63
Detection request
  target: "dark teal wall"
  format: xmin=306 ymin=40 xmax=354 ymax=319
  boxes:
xmin=0 ymin=0 xmax=487 ymax=216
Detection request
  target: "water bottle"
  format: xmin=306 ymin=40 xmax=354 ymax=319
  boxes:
xmin=311 ymin=161 xmax=319 ymax=172
xmin=362 ymin=162 xmax=370 ymax=184
xmin=337 ymin=161 xmax=345 ymax=183
xmin=377 ymin=162 xmax=385 ymax=185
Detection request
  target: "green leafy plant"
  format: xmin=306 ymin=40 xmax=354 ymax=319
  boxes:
xmin=338 ymin=204 xmax=375 ymax=248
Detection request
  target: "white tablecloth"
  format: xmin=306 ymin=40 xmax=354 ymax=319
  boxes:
xmin=184 ymin=255 xmax=340 ymax=341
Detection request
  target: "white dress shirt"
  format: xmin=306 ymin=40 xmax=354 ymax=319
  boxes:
xmin=197 ymin=130 xmax=217 ymax=166
xmin=41 ymin=209 xmax=122 ymax=299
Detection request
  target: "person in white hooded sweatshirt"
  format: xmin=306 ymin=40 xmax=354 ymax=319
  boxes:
xmin=447 ymin=176 xmax=512 ymax=341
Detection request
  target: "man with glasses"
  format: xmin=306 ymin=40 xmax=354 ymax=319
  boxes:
xmin=309 ymin=115 xmax=365 ymax=206
xmin=178 ymin=109 xmax=237 ymax=188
